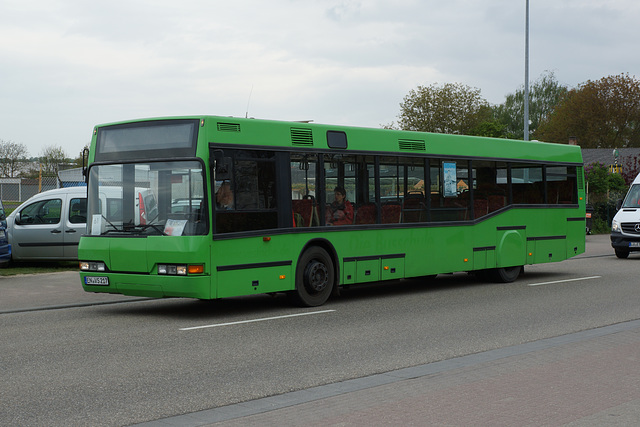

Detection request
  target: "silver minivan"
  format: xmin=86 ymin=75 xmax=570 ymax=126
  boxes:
xmin=7 ymin=187 xmax=87 ymax=261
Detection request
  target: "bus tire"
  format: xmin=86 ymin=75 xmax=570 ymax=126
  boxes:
xmin=293 ymin=246 xmax=334 ymax=307
xmin=491 ymin=266 xmax=522 ymax=283
xmin=615 ymin=249 xmax=630 ymax=259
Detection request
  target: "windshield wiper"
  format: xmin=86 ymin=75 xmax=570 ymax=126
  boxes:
xmin=139 ymin=223 xmax=168 ymax=236
xmin=122 ymin=223 xmax=168 ymax=236
xmin=101 ymin=214 xmax=120 ymax=232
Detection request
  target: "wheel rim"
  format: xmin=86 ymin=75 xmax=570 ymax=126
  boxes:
xmin=304 ymin=260 xmax=329 ymax=293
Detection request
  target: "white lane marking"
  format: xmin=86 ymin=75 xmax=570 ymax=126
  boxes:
xmin=528 ymin=276 xmax=602 ymax=287
xmin=180 ymin=309 xmax=336 ymax=331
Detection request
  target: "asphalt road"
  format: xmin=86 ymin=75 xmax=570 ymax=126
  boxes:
xmin=1 ymin=234 xmax=639 ymax=426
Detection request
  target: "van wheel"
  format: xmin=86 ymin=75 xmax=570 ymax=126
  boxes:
xmin=491 ymin=266 xmax=522 ymax=283
xmin=293 ymin=246 xmax=334 ymax=307
xmin=615 ymin=249 xmax=630 ymax=259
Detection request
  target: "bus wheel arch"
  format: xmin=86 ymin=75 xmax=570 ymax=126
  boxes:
xmin=293 ymin=240 xmax=338 ymax=306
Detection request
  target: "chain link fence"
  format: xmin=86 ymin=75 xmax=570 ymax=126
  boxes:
xmin=0 ymin=168 xmax=85 ymax=214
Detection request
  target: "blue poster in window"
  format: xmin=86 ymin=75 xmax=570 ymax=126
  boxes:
xmin=443 ymin=162 xmax=457 ymax=197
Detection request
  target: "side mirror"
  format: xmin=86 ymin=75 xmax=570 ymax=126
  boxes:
xmin=616 ymin=199 xmax=623 ymax=210
xmin=82 ymin=147 xmax=90 ymax=182
xmin=14 ymin=212 xmax=21 ymax=225
xmin=215 ymin=156 xmax=233 ymax=181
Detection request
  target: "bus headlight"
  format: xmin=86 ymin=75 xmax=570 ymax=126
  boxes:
xmin=612 ymin=219 xmax=621 ymax=233
xmin=158 ymin=264 xmax=193 ymax=275
xmin=157 ymin=264 xmax=203 ymax=275
xmin=80 ymin=261 xmax=106 ymax=272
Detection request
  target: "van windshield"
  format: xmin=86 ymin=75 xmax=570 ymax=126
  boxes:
xmin=87 ymin=160 xmax=207 ymax=236
xmin=622 ymin=184 xmax=640 ymax=208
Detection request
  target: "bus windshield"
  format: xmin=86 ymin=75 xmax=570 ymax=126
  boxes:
xmin=87 ymin=160 xmax=207 ymax=236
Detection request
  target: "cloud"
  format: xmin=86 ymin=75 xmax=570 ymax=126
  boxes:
xmin=1 ymin=0 xmax=639 ymax=157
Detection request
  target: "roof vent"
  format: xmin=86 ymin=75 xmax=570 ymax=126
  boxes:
xmin=291 ymin=128 xmax=314 ymax=146
xmin=217 ymin=122 xmax=241 ymax=132
xmin=398 ymin=139 xmax=426 ymax=151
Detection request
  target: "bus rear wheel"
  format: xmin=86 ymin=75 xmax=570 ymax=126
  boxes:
xmin=490 ymin=266 xmax=522 ymax=283
xmin=293 ymin=246 xmax=334 ymax=307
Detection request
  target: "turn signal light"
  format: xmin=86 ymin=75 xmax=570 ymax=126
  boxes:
xmin=158 ymin=264 xmax=204 ymax=275
xmin=188 ymin=265 xmax=204 ymax=274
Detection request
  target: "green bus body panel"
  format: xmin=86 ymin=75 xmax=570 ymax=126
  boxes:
xmin=80 ymin=236 xmax=211 ymax=298
xmin=212 ymin=236 xmax=294 ymax=298
xmin=80 ymin=207 xmax=584 ymax=300
xmin=81 ymin=115 xmax=585 ymax=301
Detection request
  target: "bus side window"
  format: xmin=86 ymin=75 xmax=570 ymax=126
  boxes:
xmin=215 ymin=150 xmax=279 ymax=233
xmin=291 ymin=154 xmax=318 ymax=227
xmin=512 ymin=165 xmax=544 ymax=204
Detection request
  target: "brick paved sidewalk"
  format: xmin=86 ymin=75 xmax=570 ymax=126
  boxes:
xmin=137 ymin=320 xmax=640 ymax=427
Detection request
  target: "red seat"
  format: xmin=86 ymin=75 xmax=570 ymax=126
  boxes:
xmin=292 ymin=199 xmax=315 ymax=227
xmin=402 ymin=193 xmax=426 ymax=223
xmin=488 ymin=195 xmax=505 ymax=212
xmin=474 ymin=199 xmax=488 ymax=219
xmin=381 ymin=204 xmax=401 ymax=224
xmin=354 ymin=203 xmax=377 ymax=224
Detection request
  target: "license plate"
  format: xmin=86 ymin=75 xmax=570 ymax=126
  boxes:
xmin=629 ymin=242 xmax=640 ymax=248
xmin=85 ymin=276 xmax=109 ymax=285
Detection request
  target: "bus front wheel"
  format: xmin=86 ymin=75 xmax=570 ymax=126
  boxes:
xmin=293 ymin=246 xmax=334 ymax=307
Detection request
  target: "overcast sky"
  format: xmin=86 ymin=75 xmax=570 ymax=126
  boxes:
xmin=1 ymin=0 xmax=638 ymax=158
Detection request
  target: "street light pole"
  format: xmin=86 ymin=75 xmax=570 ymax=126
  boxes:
xmin=524 ymin=0 xmax=530 ymax=141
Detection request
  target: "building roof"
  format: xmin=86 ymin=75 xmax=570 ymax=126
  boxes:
xmin=581 ymin=148 xmax=640 ymax=167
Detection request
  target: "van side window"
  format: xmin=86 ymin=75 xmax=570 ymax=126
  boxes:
xmin=69 ymin=198 xmax=87 ymax=224
xmin=19 ymin=199 xmax=62 ymax=225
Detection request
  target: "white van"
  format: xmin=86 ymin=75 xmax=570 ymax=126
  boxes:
xmin=7 ymin=186 xmax=159 ymax=261
xmin=7 ymin=187 xmax=87 ymax=261
xmin=611 ymin=173 xmax=640 ymax=258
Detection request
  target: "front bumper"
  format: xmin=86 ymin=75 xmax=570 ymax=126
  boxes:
xmin=610 ymin=231 xmax=640 ymax=251
xmin=0 ymin=243 xmax=11 ymax=264
xmin=81 ymin=272 xmax=211 ymax=299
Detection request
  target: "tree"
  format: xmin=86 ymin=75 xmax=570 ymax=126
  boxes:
xmin=0 ymin=139 xmax=29 ymax=177
xmin=535 ymin=73 xmax=640 ymax=147
xmin=494 ymin=71 xmax=568 ymax=140
xmin=72 ymin=143 xmax=90 ymax=168
xmin=469 ymin=118 xmax=507 ymax=138
xmin=396 ymin=82 xmax=491 ymax=135
xmin=585 ymin=162 xmax=627 ymax=202
xmin=39 ymin=145 xmax=69 ymax=176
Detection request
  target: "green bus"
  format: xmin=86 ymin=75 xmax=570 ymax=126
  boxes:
xmin=79 ymin=116 xmax=586 ymax=306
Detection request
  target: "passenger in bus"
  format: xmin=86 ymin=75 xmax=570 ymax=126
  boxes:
xmin=216 ymin=181 xmax=234 ymax=210
xmin=326 ymin=186 xmax=354 ymax=225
